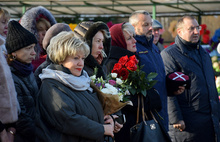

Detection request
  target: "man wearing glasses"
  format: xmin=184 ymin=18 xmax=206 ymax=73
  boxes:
xmin=161 ymin=15 xmax=220 ymax=142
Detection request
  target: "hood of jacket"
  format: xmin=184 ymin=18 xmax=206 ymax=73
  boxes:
xmin=73 ymin=21 xmax=111 ymax=62
xmin=19 ymin=6 xmax=57 ymax=58
xmin=73 ymin=21 xmax=111 ymax=78
xmin=109 ymin=23 xmax=127 ymax=49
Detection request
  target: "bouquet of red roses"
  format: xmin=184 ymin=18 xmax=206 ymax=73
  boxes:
xmin=111 ymin=55 xmax=158 ymax=97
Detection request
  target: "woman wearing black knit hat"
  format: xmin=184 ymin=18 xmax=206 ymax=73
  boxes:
xmin=73 ymin=21 xmax=111 ymax=80
xmin=6 ymin=20 xmax=38 ymax=142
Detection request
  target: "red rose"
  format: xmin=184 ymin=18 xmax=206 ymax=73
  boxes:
xmin=118 ymin=68 xmax=129 ymax=80
xmin=118 ymin=55 xmax=129 ymax=65
xmin=205 ymin=30 xmax=210 ymax=35
xmin=112 ymin=63 xmax=122 ymax=74
xmin=125 ymin=60 xmax=137 ymax=71
xmin=200 ymin=24 xmax=207 ymax=30
xmin=129 ymin=55 xmax=138 ymax=64
xmin=202 ymin=34 xmax=210 ymax=44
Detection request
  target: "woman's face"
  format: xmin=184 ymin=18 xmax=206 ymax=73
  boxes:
xmin=92 ymin=31 xmax=104 ymax=64
xmin=61 ymin=52 xmax=85 ymax=77
xmin=123 ymin=31 xmax=137 ymax=53
xmin=37 ymin=21 xmax=49 ymax=47
xmin=12 ymin=43 xmax=36 ymax=64
xmin=0 ymin=16 xmax=9 ymax=37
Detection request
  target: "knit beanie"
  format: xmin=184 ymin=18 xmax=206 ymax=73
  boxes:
xmin=166 ymin=72 xmax=191 ymax=95
xmin=110 ymin=23 xmax=127 ymax=49
xmin=6 ymin=20 xmax=37 ymax=54
xmin=43 ymin=23 xmax=72 ymax=50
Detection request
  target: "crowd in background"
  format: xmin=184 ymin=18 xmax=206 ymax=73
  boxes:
xmin=0 ymin=6 xmax=220 ymax=142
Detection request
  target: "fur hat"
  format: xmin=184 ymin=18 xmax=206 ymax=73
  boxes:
xmin=6 ymin=20 xmax=37 ymax=54
xmin=19 ymin=6 xmax=57 ymax=58
xmin=166 ymin=72 xmax=190 ymax=95
xmin=42 ymin=23 xmax=72 ymax=50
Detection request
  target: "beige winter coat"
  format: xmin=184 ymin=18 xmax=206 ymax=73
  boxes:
xmin=0 ymin=37 xmax=18 ymax=124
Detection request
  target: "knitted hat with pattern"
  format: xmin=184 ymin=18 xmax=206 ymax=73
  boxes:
xmin=6 ymin=20 xmax=37 ymax=54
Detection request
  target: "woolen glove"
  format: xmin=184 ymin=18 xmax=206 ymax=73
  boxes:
xmin=212 ymin=28 xmax=220 ymax=42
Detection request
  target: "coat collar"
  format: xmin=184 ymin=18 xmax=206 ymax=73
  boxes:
xmin=135 ymin=34 xmax=154 ymax=50
xmin=109 ymin=46 xmax=136 ymax=60
xmin=175 ymin=35 xmax=208 ymax=68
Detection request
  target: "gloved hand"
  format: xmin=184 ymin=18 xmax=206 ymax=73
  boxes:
xmin=212 ymin=28 xmax=220 ymax=42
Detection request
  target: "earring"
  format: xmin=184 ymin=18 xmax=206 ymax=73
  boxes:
xmin=12 ymin=56 xmax=16 ymax=60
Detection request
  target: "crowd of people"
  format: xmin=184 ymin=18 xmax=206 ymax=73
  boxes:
xmin=0 ymin=6 xmax=220 ymax=142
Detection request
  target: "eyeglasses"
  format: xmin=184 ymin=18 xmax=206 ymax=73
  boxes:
xmin=187 ymin=26 xmax=202 ymax=32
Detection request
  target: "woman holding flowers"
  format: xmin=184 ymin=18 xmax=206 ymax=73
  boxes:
xmin=106 ymin=22 xmax=171 ymax=142
xmin=35 ymin=31 xmax=115 ymax=142
xmin=106 ymin=22 xmax=137 ymax=72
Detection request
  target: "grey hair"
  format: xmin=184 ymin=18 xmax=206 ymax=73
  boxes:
xmin=129 ymin=10 xmax=151 ymax=25
xmin=47 ymin=31 xmax=90 ymax=64
xmin=122 ymin=22 xmax=136 ymax=36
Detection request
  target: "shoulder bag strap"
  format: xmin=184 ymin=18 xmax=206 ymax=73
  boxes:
xmin=136 ymin=95 xmax=140 ymax=124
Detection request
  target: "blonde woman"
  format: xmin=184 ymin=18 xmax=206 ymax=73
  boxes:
xmin=35 ymin=31 xmax=114 ymax=142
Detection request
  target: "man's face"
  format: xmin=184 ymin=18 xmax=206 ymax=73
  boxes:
xmin=134 ymin=14 xmax=153 ymax=39
xmin=178 ymin=18 xmax=200 ymax=43
xmin=152 ymin=28 xmax=160 ymax=44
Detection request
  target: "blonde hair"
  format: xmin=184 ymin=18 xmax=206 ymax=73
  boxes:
xmin=36 ymin=18 xmax=51 ymax=31
xmin=47 ymin=31 xmax=90 ymax=64
xmin=0 ymin=8 xmax=10 ymax=20
xmin=122 ymin=22 xmax=136 ymax=36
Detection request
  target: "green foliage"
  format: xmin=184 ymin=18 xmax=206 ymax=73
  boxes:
xmin=125 ymin=65 xmax=158 ymax=97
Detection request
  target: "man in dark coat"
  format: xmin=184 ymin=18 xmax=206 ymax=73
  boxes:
xmin=129 ymin=10 xmax=169 ymax=131
xmin=161 ymin=15 xmax=220 ymax=142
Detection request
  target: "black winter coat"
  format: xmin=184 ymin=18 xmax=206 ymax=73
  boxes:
xmin=34 ymin=56 xmax=52 ymax=88
xmin=10 ymin=66 xmax=38 ymax=142
xmin=161 ymin=35 xmax=220 ymax=142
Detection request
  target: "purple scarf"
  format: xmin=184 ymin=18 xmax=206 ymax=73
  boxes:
xmin=11 ymin=60 xmax=33 ymax=77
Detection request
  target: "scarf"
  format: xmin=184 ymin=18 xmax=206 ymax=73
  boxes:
xmin=177 ymin=35 xmax=199 ymax=50
xmin=40 ymin=68 xmax=93 ymax=92
xmin=11 ymin=60 xmax=33 ymax=77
